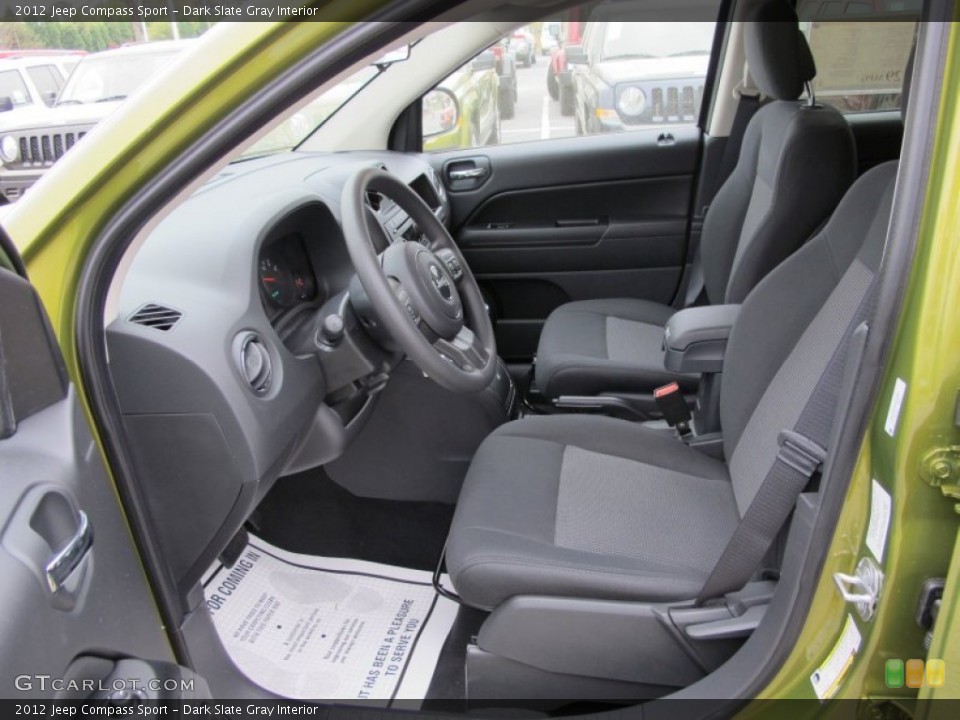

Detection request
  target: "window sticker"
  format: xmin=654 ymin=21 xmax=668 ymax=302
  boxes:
xmin=807 ymin=22 xmax=915 ymax=94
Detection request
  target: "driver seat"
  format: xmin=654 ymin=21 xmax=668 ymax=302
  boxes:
xmin=446 ymin=160 xmax=898 ymax=610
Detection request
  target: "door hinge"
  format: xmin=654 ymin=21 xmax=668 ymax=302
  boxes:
xmin=834 ymin=556 xmax=884 ymax=622
xmin=916 ymin=577 xmax=945 ymax=652
xmin=919 ymin=446 xmax=960 ymax=514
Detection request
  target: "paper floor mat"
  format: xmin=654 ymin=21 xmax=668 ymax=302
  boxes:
xmin=202 ymin=538 xmax=458 ymax=705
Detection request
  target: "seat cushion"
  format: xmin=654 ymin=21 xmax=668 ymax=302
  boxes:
xmin=446 ymin=415 xmax=740 ymax=610
xmin=534 ymin=298 xmax=694 ymax=399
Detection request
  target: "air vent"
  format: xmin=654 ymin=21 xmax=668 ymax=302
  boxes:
xmin=236 ymin=334 xmax=273 ymax=395
xmin=128 ymin=303 xmax=182 ymax=332
xmin=366 ymin=191 xmax=382 ymax=212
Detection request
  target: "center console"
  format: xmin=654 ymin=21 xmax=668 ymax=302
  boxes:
xmin=663 ymin=303 xmax=740 ymax=437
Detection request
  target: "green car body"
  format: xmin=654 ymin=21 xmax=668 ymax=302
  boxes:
xmin=2 ymin=15 xmax=959 ymax=705
xmin=423 ymin=55 xmax=500 ymax=152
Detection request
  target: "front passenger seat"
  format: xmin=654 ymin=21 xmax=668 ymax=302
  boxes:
xmin=448 ymin=157 xmax=899 ymax=611
xmin=534 ymin=0 xmax=856 ymax=401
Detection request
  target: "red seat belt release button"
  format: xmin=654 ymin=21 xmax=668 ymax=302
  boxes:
xmin=654 ymin=382 xmax=692 ymax=436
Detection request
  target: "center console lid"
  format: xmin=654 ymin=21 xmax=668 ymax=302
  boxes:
xmin=663 ymin=304 xmax=741 ymax=374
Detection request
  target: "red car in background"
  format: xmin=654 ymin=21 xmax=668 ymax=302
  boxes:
xmin=546 ymin=20 xmax=583 ymax=115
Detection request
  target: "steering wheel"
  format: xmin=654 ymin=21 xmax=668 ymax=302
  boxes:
xmin=341 ymin=166 xmax=497 ymax=393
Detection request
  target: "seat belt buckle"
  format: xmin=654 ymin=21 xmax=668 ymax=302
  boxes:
xmin=654 ymin=382 xmax=692 ymax=437
xmin=777 ymin=429 xmax=827 ymax=478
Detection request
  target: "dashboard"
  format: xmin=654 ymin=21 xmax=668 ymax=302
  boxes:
xmin=258 ymin=233 xmax=318 ymax=312
xmin=105 ymin=150 xmax=451 ymax=598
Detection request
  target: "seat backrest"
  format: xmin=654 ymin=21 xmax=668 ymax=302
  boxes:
xmin=701 ymin=0 xmax=857 ymax=305
xmin=721 ymin=161 xmax=896 ymax=516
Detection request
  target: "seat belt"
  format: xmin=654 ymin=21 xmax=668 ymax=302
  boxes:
xmin=695 ymin=428 xmax=826 ymax=604
xmin=695 ymin=283 xmax=877 ymax=605
xmin=683 ymin=88 xmax=762 ymax=308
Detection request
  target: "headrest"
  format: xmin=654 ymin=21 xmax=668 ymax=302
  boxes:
xmin=744 ymin=0 xmax=817 ymax=101
xmin=902 ymin=44 xmax=915 ymax=123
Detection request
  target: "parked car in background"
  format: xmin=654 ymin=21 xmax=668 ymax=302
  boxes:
xmin=510 ymin=28 xmax=536 ymax=67
xmin=0 ymin=51 xmax=84 ymax=114
xmin=546 ymin=20 xmax=583 ymax=113
xmin=0 ymin=41 xmax=191 ymax=203
xmin=570 ymin=20 xmax=714 ymax=134
xmin=423 ymin=49 xmax=501 ymax=151
xmin=540 ymin=22 xmax=560 ymax=55
xmin=491 ymin=40 xmax=518 ymax=118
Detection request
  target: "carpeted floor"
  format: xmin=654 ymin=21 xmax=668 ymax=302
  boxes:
xmin=251 ymin=465 xmax=456 ymax=572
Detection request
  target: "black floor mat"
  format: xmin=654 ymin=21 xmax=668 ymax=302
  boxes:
xmin=251 ymin=466 xmax=456 ymax=572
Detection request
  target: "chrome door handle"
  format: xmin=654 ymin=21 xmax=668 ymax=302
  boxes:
xmin=449 ymin=168 xmax=487 ymax=180
xmin=45 ymin=510 xmax=93 ymax=593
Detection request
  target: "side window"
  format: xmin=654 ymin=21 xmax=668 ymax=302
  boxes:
xmin=422 ymin=19 xmax=717 ymax=152
xmin=800 ymin=21 xmax=917 ymax=114
xmin=26 ymin=65 xmax=64 ymax=107
xmin=0 ymin=70 xmax=32 ymax=108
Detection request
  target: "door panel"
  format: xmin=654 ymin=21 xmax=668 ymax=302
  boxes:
xmin=0 ymin=240 xmax=195 ymax=698
xmin=429 ymin=127 xmax=700 ymax=360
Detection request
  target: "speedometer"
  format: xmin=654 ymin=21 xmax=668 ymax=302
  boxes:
xmin=259 ymin=257 xmax=295 ymax=307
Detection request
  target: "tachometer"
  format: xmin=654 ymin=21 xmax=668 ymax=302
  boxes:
xmin=259 ymin=257 xmax=295 ymax=307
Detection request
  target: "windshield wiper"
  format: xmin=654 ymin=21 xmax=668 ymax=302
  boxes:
xmin=55 ymin=99 xmax=83 ymax=106
xmin=668 ymin=50 xmax=709 ymax=57
xmin=93 ymin=95 xmax=127 ymax=103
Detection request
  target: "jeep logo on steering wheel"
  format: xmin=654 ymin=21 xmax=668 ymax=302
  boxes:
xmin=429 ymin=263 xmax=453 ymax=301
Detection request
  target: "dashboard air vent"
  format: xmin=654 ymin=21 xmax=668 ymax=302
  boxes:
xmin=128 ymin=303 xmax=182 ymax=332
xmin=237 ymin=334 xmax=273 ymax=395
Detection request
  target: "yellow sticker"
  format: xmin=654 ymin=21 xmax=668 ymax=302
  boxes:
xmin=811 ymin=614 xmax=862 ymax=701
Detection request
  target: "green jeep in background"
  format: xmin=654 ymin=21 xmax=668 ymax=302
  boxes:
xmin=247 ymin=48 xmax=501 ymax=158
xmin=423 ymin=49 xmax=501 ymax=152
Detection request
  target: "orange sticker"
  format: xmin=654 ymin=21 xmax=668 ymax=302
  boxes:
xmin=905 ymin=659 xmax=925 ymax=688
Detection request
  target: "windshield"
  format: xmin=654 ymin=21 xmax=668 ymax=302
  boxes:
xmin=237 ymin=44 xmax=412 ymax=160
xmin=57 ymin=50 xmax=179 ymax=105
xmin=237 ymin=64 xmax=383 ymax=160
xmin=0 ymin=70 xmax=31 ymax=107
xmin=600 ymin=22 xmax=716 ymax=61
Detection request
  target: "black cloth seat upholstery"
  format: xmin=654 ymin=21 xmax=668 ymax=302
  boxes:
xmin=447 ymin=161 xmax=899 ymax=610
xmin=535 ymin=298 xmax=696 ymax=397
xmin=534 ymin=0 xmax=856 ymax=401
xmin=447 ymin=415 xmax=737 ymax=609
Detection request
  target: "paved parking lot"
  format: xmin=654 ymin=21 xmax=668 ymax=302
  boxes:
xmin=500 ymin=56 xmax=576 ymax=145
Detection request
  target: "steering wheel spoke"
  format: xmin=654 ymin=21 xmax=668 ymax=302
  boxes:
xmin=342 ymin=166 xmax=497 ymax=393
xmin=434 ymin=326 xmax=489 ymax=373
xmin=434 ymin=248 xmax=465 ymax=283
xmin=388 ymin=277 xmax=422 ymax=326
